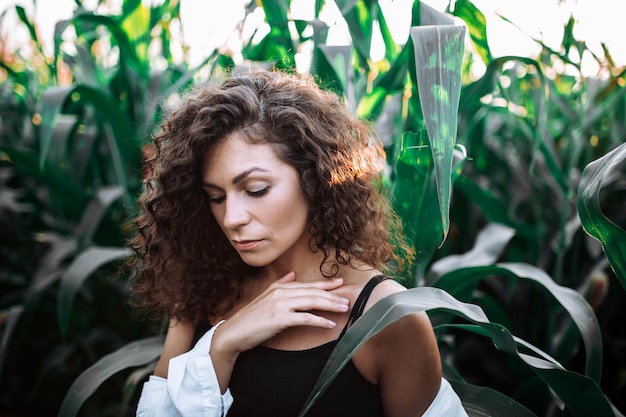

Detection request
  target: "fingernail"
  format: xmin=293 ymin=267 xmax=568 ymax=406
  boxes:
xmin=340 ymin=297 xmax=350 ymax=304
xmin=328 ymin=320 xmax=337 ymax=328
xmin=332 ymin=278 xmax=343 ymax=283
xmin=339 ymin=304 xmax=349 ymax=311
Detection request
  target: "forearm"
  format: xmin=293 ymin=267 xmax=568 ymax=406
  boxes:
xmin=137 ymin=322 xmax=234 ymax=416
xmin=207 ymin=323 xmax=241 ymax=393
xmin=154 ymin=318 xmax=195 ymax=378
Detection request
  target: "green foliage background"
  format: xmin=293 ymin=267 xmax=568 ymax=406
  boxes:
xmin=0 ymin=0 xmax=625 ymax=416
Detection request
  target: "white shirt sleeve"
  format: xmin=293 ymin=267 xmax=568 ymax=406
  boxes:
xmin=136 ymin=321 xmax=234 ymax=417
xmin=421 ymin=378 xmax=468 ymax=417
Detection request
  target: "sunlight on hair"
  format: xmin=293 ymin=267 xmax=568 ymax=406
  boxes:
xmin=329 ymin=144 xmax=384 ymax=186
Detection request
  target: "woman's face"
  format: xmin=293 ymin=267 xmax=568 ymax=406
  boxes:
xmin=202 ymin=132 xmax=311 ymax=269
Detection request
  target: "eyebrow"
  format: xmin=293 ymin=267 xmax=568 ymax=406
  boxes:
xmin=202 ymin=167 xmax=271 ymax=189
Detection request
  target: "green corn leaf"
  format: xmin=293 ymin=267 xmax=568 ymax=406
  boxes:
xmin=426 ymin=222 xmax=516 ymax=284
xmin=391 ymin=130 xmax=440 ymax=281
xmin=299 ymin=287 xmax=614 ymax=417
xmin=26 ymin=234 xmax=77 ymax=303
xmin=447 ymin=379 xmax=536 ymax=417
xmin=374 ymin=2 xmax=399 ymax=61
xmin=74 ymin=185 xmax=125 ymax=246
xmin=410 ymin=25 xmax=466 ymax=243
xmin=57 ymin=246 xmax=132 ymax=340
xmin=58 ymin=336 xmax=163 ymax=417
xmin=356 ymin=44 xmax=409 ymax=121
xmin=38 ymin=86 xmax=73 ymax=170
xmin=0 ymin=306 xmax=25 ymax=379
xmin=316 ymin=45 xmax=354 ymax=108
xmin=121 ymin=1 xmax=151 ymax=62
xmin=451 ymin=0 xmax=492 ymax=64
xmin=433 ymin=263 xmax=603 ymax=383
xmin=0 ymin=147 xmax=87 ymax=220
xmin=55 ymin=12 xmax=147 ymax=78
xmin=261 ymin=0 xmax=293 ymax=52
xmin=578 ymin=142 xmax=626 ymax=288
xmin=333 ymin=0 xmax=373 ymax=70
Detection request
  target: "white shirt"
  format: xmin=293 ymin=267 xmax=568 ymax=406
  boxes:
xmin=136 ymin=322 xmax=468 ymax=417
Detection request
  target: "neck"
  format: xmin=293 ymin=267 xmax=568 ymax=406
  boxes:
xmin=261 ymin=250 xmax=330 ymax=283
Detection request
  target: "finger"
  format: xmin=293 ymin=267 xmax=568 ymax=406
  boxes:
xmin=273 ymin=277 xmax=344 ymax=291
xmin=266 ymin=286 xmax=350 ymax=306
xmin=291 ymin=312 xmax=338 ymax=329
xmin=284 ymin=294 xmax=350 ymax=314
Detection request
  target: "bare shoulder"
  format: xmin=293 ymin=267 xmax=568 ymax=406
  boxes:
xmin=361 ymin=278 xmax=443 ymax=416
xmin=362 ymin=277 xmax=407 ymax=310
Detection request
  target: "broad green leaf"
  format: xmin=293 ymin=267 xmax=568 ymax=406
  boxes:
xmin=317 ymin=45 xmax=354 ymax=109
xmin=333 ymin=0 xmax=373 ymax=70
xmin=26 ymin=234 xmax=77 ymax=303
xmin=0 ymin=306 xmax=25 ymax=378
xmin=391 ymin=131 xmax=440 ymax=282
xmin=447 ymin=379 xmax=536 ymax=417
xmin=578 ymin=141 xmax=626 ymax=288
xmin=426 ymin=222 xmax=516 ymax=284
xmin=299 ymin=287 xmax=614 ymax=417
xmin=57 ymin=246 xmax=132 ymax=339
xmin=38 ymin=86 xmax=73 ymax=170
xmin=74 ymin=185 xmax=125 ymax=246
xmin=54 ymin=12 xmax=146 ymax=77
xmin=58 ymin=336 xmax=163 ymax=417
xmin=261 ymin=0 xmax=293 ymax=52
xmin=451 ymin=0 xmax=492 ymax=64
xmin=121 ymin=1 xmax=151 ymax=61
xmin=433 ymin=263 xmax=603 ymax=383
xmin=374 ymin=2 xmax=399 ymax=61
xmin=356 ymin=44 xmax=410 ymax=121
xmin=454 ymin=175 xmax=536 ymax=242
xmin=410 ymin=25 xmax=466 ymax=242
xmin=0 ymin=147 xmax=87 ymax=219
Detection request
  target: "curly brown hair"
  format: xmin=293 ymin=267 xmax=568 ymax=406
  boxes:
xmin=129 ymin=71 xmax=413 ymax=324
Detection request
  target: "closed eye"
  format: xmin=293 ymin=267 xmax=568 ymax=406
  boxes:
xmin=248 ymin=187 xmax=269 ymax=197
xmin=208 ymin=195 xmax=226 ymax=204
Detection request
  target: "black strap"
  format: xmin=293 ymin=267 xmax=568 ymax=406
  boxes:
xmin=338 ymin=275 xmax=386 ymax=339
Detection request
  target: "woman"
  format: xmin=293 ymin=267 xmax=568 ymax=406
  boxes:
xmin=131 ymin=71 xmax=467 ymax=416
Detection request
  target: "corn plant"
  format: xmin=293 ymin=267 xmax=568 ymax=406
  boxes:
xmin=0 ymin=0 xmax=624 ymax=416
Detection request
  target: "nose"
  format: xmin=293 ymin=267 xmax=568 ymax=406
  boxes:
xmin=221 ymin=196 xmax=251 ymax=230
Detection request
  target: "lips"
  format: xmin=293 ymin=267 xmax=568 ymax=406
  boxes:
xmin=233 ymin=239 xmax=263 ymax=251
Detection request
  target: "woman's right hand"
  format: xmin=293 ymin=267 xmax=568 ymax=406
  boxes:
xmin=208 ymin=271 xmax=349 ymax=392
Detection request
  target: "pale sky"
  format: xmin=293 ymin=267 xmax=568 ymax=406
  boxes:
xmin=1 ymin=0 xmax=624 ymax=77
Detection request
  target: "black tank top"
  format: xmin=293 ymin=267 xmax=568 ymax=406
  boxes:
xmin=225 ymin=275 xmax=386 ymax=417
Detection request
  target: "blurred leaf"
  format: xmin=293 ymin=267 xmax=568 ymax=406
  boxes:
xmin=333 ymin=0 xmax=372 ymax=71
xmin=317 ymin=45 xmax=354 ymax=109
xmin=578 ymin=142 xmax=626 ymax=289
xmin=372 ymin=2 xmax=398 ymax=62
xmin=448 ymin=379 xmax=536 ymax=417
xmin=426 ymin=222 xmax=516 ymax=284
xmin=410 ymin=25 xmax=466 ymax=242
xmin=55 ymin=12 xmax=146 ymax=77
xmin=58 ymin=336 xmax=164 ymax=417
xmin=0 ymin=306 xmax=25 ymax=378
xmin=58 ymin=246 xmax=131 ymax=339
xmin=433 ymin=263 xmax=603 ymax=383
xmin=0 ymin=147 xmax=87 ymax=219
xmin=74 ymin=185 xmax=124 ymax=246
xmin=356 ymin=44 xmax=410 ymax=121
xmin=38 ymin=86 xmax=72 ymax=170
xmin=451 ymin=0 xmax=492 ymax=64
